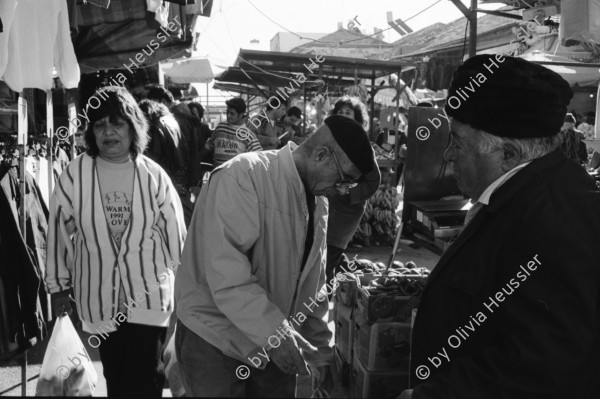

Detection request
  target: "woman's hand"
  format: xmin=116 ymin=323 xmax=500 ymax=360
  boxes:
xmin=51 ymin=289 xmax=81 ymax=328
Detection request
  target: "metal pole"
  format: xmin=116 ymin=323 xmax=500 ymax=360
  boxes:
xmin=46 ymin=90 xmax=54 ymax=208
xmin=158 ymin=61 xmax=165 ymax=86
xmin=17 ymin=92 xmax=28 ymax=397
xmin=469 ymin=0 xmax=477 ymax=58
xmin=370 ymin=72 xmax=376 ymax=140
xmin=595 ymin=84 xmax=600 ymax=139
xmin=303 ymin=84 xmax=307 ymax=136
xmin=67 ymin=92 xmax=77 ymax=159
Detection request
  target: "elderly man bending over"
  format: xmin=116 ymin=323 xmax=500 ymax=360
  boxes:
xmin=175 ymin=115 xmax=375 ymax=397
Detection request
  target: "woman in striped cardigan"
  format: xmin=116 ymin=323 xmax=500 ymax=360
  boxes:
xmin=46 ymin=86 xmax=186 ymax=397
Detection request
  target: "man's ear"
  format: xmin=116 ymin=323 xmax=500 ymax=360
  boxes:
xmin=501 ymin=142 xmax=522 ymax=172
xmin=315 ymin=146 xmax=329 ymax=162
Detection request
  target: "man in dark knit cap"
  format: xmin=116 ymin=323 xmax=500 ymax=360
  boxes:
xmin=401 ymin=55 xmax=600 ymax=399
xmin=175 ymin=115 xmax=375 ymax=397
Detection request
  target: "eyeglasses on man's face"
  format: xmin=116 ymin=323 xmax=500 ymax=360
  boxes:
xmin=330 ymin=149 xmax=358 ymax=195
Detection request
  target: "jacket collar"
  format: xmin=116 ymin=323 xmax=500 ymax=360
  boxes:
xmin=278 ymin=142 xmax=307 ymax=197
xmin=423 ymin=150 xmax=566 ymax=289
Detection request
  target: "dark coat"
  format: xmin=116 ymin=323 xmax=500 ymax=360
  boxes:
xmin=410 ymin=150 xmax=600 ymax=399
xmin=144 ymin=104 xmax=185 ymax=175
xmin=0 ymin=167 xmax=48 ymax=354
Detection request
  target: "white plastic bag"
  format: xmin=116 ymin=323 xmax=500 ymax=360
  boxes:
xmin=35 ymin=315 xmax=97 ymax=396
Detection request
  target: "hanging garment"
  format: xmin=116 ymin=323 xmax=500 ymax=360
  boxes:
xmin=0 ymin=0 xmax=18 ymax=79
xmin=25 ymin=156 xmax=50 ymax=208
xmin=0 ymin=166 xmax=48 ymax=356
xmin=0 ymin=0 xmax=80 ymax=92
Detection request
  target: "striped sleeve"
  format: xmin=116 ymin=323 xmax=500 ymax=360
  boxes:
xmin=245 ymin=132 xmax=263 ymax=152
xmin=46 ymin=162 xmax=77 ymax=294
xmin=154 ymin=168 xmax=186 ymax=271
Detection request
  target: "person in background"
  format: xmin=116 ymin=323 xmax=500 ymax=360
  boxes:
xmin=252 ymin=103 xmax=286 ymax=150
xmin=276 ymin=106 xmax=303 ymax=147
xmin=146 ymin=85 xmax=199 ymax=189
xmin=253 ymin=105 xmax=302 ymax=150
xmin=325 ymin=96 xmax=381 ymax=294
xmin=559 ymin=113 xmax=587 ymax=166
xmin=138 ymin=99 xmax=186 ymax=182
xmin=174 ymin=115 xmax=376 ymax=397
xmin=200 ymin=97 xmax=262 ymax=167
xmin=577 ymin=113 xmax=596 ymax=140
xmin=401 ymin=55 xmax=600 ymax=399
xmin=187 ymin=102 xmax=213 ymax=155
xmin=46 ymin=86 xmax=186 ymax=398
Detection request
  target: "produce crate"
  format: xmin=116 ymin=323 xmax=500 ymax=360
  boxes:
xmin=335 ymin=278 xmax=357 ymax=307
xmin=350 ymin=357 xmax=410 ymax=399
xmin=356 ymin=278 xmax=425 ymax=324
xmin=355 ymin=321 xmax=411 ymax=371
xmin=335 ymin=273 xmax=381 ymax=307
xmin=334 ymin=301 xmax=354 ymax=363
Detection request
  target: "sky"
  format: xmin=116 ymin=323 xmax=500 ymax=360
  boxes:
xmin=190 ymin=0 xmax=506 ymax=104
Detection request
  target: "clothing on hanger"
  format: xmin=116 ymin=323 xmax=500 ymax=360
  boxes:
xmin=0 ymin=166 xmax=48 ymax=356
xmin=0 ymin=0 xmax=80 ymax=92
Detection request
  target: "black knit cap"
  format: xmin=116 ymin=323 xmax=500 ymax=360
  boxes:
xmin=324 ymin=115 xmax=375 ymax=175
xmin=444 ymin=54 xmax=573 ymax=138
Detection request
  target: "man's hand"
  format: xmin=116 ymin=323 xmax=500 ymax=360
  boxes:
xmin=270 ymin=136 xmax=281 ymax=147
xmin=397 ymin=389 xmax=413 ymax=399
xmin=268 ymin=326 xmax=317 ymax=375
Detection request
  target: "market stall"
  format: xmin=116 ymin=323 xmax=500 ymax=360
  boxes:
xmin=0 ymin=0 xmax=209 ymax=395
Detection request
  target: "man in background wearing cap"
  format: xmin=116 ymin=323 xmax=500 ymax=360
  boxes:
xmin=401 ymin=55 xmax=600 ymax=398
xmin=200 ymin=96 xmax=262 ymax=167
xmin=174 ymin=115 xmax=375 ymax=397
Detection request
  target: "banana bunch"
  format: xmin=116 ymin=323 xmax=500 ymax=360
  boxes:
xmin=369 ymin=185 xmax=400 ymax=210
xmin=352 ymin=184 xmax=401 ymax=246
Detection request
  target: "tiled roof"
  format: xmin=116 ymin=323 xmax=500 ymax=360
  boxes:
xmin=393 ymin=10 xmax=520 ymax=57
xmin=293 ymin=28 xmax=392 ymax=49
xmin=392 ymin=23 xmax=446 ymax=47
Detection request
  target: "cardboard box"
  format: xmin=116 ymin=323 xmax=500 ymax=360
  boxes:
xmin=356 ymin=287 xmax=421 ymax=324
xmin=350 ymin=358 xmax=410 ymax=399
xmin=336 ymin=273 xmax=382 ymax=306
xmin=356 ymin=321 xmax=411 ymax=371
xmin=334 ymin=302 xmax=354 ymax=363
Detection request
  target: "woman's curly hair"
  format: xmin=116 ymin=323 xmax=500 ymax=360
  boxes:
xmin=84 ymin=86 xmax=149 ymax=159
xmin=330 ymin=96 xmax=370 ymax=130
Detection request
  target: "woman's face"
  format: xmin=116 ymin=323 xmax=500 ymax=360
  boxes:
xmin=337 ymin=105 xmax=356 ymax=120
xmin=93 ymin=115 xmax=132 ymax=163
